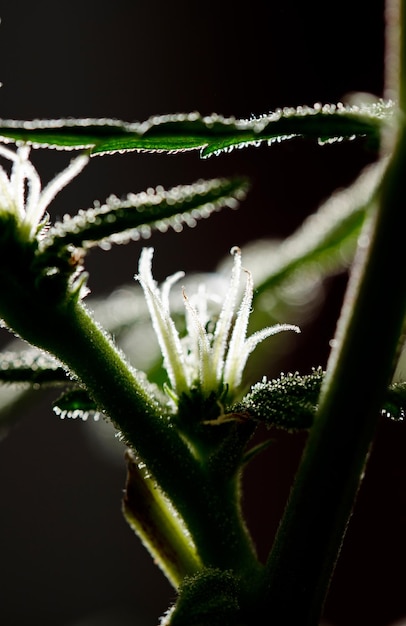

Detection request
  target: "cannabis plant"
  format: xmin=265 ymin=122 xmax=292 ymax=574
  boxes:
xmin=1 ymin=1 xmax=406 ymax=625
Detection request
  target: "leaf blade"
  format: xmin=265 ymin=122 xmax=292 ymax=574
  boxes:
xmin=0 ymin=100 xmax=392 ymax=156
xmin=0 ymin=349 xmax=68 ymax=385
xmin=42 ymin=176 xmax=250 ymax=252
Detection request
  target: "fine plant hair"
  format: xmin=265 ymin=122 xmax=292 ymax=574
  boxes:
xmin=1 ymin=2 xmax=406 ymax=625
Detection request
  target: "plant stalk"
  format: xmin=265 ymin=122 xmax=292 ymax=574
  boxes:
xmin=0 ymin=266 xmax=260 ymax=579
xmin=259 ymin=1 xmax=406 ymax=623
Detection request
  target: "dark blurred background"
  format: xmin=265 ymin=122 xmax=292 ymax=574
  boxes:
xmin=1 ymin=1 xmax=405 ymax=625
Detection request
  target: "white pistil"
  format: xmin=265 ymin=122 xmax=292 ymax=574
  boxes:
xmin=0 ymin=143 xmax=89 ymax=241
xmin=136 ymin=246 xmax=301 ymax=404
xmin=182 ymin=288 xmax=213 ymax=394
xmin=23 ymin=152 xmax=89 ymax=238
xmin=223 ymin=267 xmax=255 ymax=389
xmin=135 ymin=248 xmax=189 ymax=395
xmin=223 ymin=265 xmax=301 ymax=390
xmin=211 ymin=245 xmax=242 ymax=382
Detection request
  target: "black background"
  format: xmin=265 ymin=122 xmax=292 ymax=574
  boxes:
xmin=1 ymin=1 xmax=405 ymax=625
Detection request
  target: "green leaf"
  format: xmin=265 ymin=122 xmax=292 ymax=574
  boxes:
xmin=381 ymin=381 xmax=406 ymax=421
xmin=123 ymin=449 xmax=201 ymax=589
xmin=235 ymin=367 xmax=324 ymax=431
xmin=41 ymin=177 xmax=249 ymax=253
xmin=52 ymin=387 xmax=98 ymax=419
xmin=235 ymin=368 xmax=406 ymax=431
xmin=0 ymin=348 xmax=68 ymax=385
xmin=0 ymin=100 xmax=392 ymax=156
xmin=249 ymin=158 xmax=387 ymax=300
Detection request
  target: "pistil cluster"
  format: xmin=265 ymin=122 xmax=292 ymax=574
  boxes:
xmin=136 ymin=246 xmax=300 ymax=406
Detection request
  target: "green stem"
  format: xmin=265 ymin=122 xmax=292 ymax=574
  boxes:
xmin=259 ymin=2 xmax=406 ymax=622
xmin=61 ymin=308 xmax=256 ymax=568
xmin=56 ymin=303 xmax=260 ymax=575
xmin=0 ymin=259 xmax=259 ymax=578
xmin=0 ymin=285 xmax=200 ymax=515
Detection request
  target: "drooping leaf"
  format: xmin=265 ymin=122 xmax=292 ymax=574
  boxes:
xmin=0 ymin=100 xmax=392 ymax=157
xmin=40 ymin=177 xmax=249 ymax=254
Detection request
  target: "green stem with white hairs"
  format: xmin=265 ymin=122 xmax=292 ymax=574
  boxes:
xmin=259 ymin=1 xmax=406 ymax=623
xmin=0 ymin=235 xmax=261 ymax=587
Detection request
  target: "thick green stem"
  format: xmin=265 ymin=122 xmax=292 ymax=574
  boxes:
xmin=261 ymin=140 xmax=406 ymax=624
xmin=259 ymin=2 xmax=406 ymax=622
